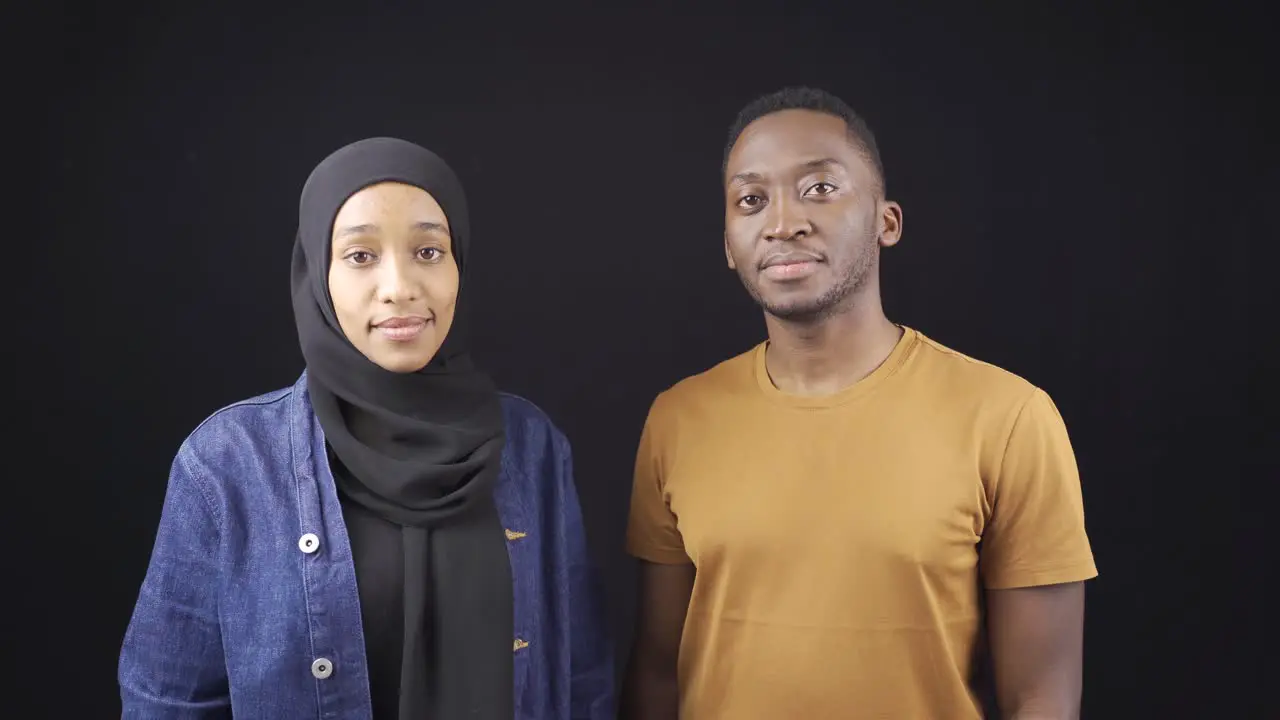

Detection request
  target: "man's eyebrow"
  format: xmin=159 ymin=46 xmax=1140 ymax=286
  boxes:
xmin=729 ymin=159 xmax=845 ymax=186
xmin=798 ymin=158 xmax=843 ymax=173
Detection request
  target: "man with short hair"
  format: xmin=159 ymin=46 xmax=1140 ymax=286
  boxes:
xmin=621 ymin=86 xmax=1097 ymax=719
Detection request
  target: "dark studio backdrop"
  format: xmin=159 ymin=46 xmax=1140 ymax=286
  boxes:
xmin=24 ymin=2 xmax=1273 ymax=717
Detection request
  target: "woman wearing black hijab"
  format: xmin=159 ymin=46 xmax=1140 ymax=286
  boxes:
xmin=119 ymin=138 xmax=615 ymax=719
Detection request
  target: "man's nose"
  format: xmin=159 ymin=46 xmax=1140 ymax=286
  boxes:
xmin=763 ymin=193 xmax=811 ymax=241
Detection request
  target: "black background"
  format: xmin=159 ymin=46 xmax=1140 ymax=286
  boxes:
xmin=25 ymin=2 xmax=1274 ymax=717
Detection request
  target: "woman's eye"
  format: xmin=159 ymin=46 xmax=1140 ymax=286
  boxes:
xmin=737 ymin=194 xmax=763 ymax=209
xmin=347 ymin=251 xmax=374 ymax=265
xmin=418 ymin=248 xmax=443 ymax=261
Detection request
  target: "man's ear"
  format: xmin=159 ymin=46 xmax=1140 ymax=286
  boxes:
xmin=878 ymin=200 xmax=904 ymax=248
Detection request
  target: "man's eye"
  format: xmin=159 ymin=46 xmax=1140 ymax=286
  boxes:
xmin=738 ymin=194 xmax=763 ymax=208
xmin=807 ymin=182 xmax=836 ymax=196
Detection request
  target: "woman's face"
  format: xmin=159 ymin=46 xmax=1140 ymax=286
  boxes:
xmin=327 ymin=182 xmax=460 ymax=373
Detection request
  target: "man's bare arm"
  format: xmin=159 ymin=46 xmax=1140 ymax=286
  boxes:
xmin=620 ymin=560 xmax=695 ymax=720
xmin=987 ymin=581 xmax=1087 ymax=719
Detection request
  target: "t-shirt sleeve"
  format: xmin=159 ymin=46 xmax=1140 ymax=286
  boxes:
xmin=981 ymin=387 xmax=1099 ymax=589
xmin=625 ymin=395 xmax=691 ymax=564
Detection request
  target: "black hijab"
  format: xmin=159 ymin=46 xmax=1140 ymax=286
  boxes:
xmin=291 ymin=137 xmax=512 ymax=719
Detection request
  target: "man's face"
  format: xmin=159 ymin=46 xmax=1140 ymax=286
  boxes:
xmin=327 ymin=181 xmax=460 ymax=373
xmin=723 ymin=109 xmax=900 ymax=322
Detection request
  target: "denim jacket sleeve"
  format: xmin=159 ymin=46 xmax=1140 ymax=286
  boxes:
xmin=118 ymin=447 xmax=231 ymax=719
xmin=555 ymin=433 xmax=618 ymax=720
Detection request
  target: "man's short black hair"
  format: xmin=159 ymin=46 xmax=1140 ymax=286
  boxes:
xmin=723 ymin=86 xmax=885 ymax=193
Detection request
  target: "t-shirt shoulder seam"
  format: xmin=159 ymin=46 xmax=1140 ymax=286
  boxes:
xmin=914 ymin=333 xmax=1043 ymax=416
xmin=658 ymin=343 xmax=761 ymax=398
xmin=991 ymin=385 xmax=1045 ymax=496
xmin=915 ymin=334 xmax=1036 ymax=384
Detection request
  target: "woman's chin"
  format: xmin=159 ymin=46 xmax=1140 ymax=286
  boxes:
xmin=368 ymin=345 xmax=439 ymax=374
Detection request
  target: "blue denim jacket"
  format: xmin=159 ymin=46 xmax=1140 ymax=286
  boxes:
xmin=118 ymin=373 xmax=615 ymax=719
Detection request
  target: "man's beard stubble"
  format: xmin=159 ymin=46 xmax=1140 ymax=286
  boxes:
xmin=741 ymin=230 xmax=880 ymax=324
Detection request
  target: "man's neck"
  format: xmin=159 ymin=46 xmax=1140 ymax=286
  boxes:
xmin=762 ymin=294 xmax=903 ymax=397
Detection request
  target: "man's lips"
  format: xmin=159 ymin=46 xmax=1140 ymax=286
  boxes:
xmin=760 ymin=250 xmax=823 ymax=269
xmin=760 ymin=251 xmax=823 ymax=280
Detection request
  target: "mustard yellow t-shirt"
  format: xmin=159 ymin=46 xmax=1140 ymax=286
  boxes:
xmin=626 ymin=327 xmax=1098 ymax=719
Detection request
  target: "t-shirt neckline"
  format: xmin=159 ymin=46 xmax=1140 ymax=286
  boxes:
xmin=753 ymin=325 xmax=919 ymax=408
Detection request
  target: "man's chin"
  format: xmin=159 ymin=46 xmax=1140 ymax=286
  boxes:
xmin=748 ymin=272 xmax=866 ymax=324
xmin=751 ymin=287 xmax=831 ymax=322
xmin=763 ymin=302 xmax=828 ymax=323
